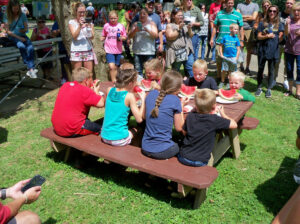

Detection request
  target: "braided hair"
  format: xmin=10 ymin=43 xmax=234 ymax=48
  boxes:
xmin=150 ymin=70 xmax=182 ymax=118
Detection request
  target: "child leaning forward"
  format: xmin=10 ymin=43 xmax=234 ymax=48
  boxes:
xmin=178 ymin=89 xmax=237 ymax=167
xmin=101 ymin=69 xmax=146 ymax=146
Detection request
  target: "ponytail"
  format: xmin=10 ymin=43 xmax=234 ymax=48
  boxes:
xmin=150 ymin=70 xmax=182 ymax=118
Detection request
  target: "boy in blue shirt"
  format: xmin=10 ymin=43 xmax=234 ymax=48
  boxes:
xmin=218 ymin=23 xmax=240 ymax=89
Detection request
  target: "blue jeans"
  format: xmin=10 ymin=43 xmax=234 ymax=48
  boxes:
xmin=177 ymin=154 xmax=207 ymax=167
xmin=9 ymin=36 xmax=34 ymax=69
xmin=142 ymin=143 xmax=179 ymax=160
xmin=210 ymin=28 xmax=216 ymax=61
xmin=199 ymin=35 xmax=207 ymax=60
xmin=285 ymin=52 xmax=300 ymax=85
xmin=192 ymin=34 xmax=200 ymax=61
xmin=172 ymin=53 xmax=194 ymax=77
xmin=134 ymin=54 xmax=155 ymax=78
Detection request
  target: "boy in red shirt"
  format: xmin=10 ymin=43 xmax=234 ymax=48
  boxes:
xmin=51 ymin=67 xmax=105 ymax=137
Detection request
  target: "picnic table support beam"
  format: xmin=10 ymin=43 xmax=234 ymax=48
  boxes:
xmin=209 ymin=134 xmax=231 ymax=166
xmin=229 ymin=129 xmax=241 ymax=159
xmin=193 ymin=188 xmax=207 ymax=209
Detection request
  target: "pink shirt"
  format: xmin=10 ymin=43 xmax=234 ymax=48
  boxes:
xmin=102 ymin=23 xmax=126 ymax=54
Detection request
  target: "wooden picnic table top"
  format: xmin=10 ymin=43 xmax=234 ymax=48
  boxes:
xmin=98 ymin=81 xmax=253 ymax=123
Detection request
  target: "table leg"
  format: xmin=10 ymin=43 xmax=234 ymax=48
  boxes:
xmin=229 ymin=129 xmax=241 ymax=159
xmin=193 ymin=188 xmax=207 ymax=209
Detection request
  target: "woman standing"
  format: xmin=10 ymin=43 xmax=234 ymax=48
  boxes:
xmin=165 ymin=8 xmax=194 ymax=77
xmin=255 ymin=5 xmax=284 ymax=98
xmin=181 ymin=0 xmax=204 ymax=61
xmin=128 ymin=8 xmax=158 ymax=78
xmin=284 ymin=2 xmax=300 ymax=99
xmin=4 ymin=0 xmax=36 ymax=78
xmin=253 ymin=0 xmax=271 ymax=30
xmin=198 ymin=3 xmax=209 ymax=60
xmin=68 ymin=2 xmax=95 ymax=72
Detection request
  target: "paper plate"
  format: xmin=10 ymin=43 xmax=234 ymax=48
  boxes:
xmin=178 ymin=93 xmax=194 ymax=99
xmin=216 ymin=96 xmax=238 ymax=104
xmin=183 ymin=105 xmax=194 ymax=113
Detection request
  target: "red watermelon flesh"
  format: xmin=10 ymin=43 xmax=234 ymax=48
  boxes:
xmin=141 ymin=79 xmax=152 ymax=91
xmin=180 ymin=84 xmax=197 ymax=97
xmin=219 ymin=89 xmax=237 ymax=100
xmin=134 ymin=86 xmax=142 ymax=93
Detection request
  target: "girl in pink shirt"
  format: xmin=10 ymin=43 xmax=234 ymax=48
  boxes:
xmin=101 ymin=10 xmax=126 ymax=82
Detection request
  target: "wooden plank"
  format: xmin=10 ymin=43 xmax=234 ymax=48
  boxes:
xmin=229 ymin=129 xmax=241 ymax=159
xmin=41 ymin=127 xmax=219 ymax=190
xmin=193 ymin=188 xmax=207 ymax=209
xmin=209 ymin=135 xmax=231 ymax=166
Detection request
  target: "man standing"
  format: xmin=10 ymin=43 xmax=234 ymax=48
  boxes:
xmin=275 ymin=0 xmax=295 ymax=90
xmin=208 ymin=0 xmax=223 ymax=64
xmin=210 ymin=0 xmax=244 ymax=81
xmin=86 ymin=2 xmax=95 ymax=23
xmin=237 ymin=0 xmax=259 ymax=75
xmin=20 ymin=3 xmax=29 ymax=16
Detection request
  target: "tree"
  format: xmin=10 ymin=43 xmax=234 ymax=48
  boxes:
xmin=51 ymin=0 xmax=108 ymax=81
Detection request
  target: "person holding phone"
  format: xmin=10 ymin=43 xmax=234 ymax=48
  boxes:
xmin=68 ymin=2 xmax=95 ymax=72
xmin=0 ymin=179 xmax=41 ymax=224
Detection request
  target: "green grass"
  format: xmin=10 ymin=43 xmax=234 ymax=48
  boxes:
xmin=1 ymin=78 xmax=300 ymax=223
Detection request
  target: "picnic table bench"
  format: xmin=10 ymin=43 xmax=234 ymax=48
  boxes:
xmin=0 ymin=37 xmax=66 ymax=80
xmin=40 ymin=82 xmax=259 ymax=208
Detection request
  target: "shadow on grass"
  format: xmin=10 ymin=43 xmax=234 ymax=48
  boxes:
xmin=254 ymin=156 xmax=298 ymax=215
xmin=43 ymin=217 xmax=57 ymax=224
xmin=0 ymin=126 xmax=8 ymax=144
xmin=46 ymin=150 xmax=195 ymax=210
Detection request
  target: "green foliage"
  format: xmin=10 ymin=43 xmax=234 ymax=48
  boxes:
xmin=0 ymin=78 xmax=300 ymax=223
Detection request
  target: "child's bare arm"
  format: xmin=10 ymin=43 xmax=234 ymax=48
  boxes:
xmin=236 ymin=46 xmax=240 ymax=61
xmin=219 ymin=44 xmax=224 ymax=58
xmin=129 ymin=92 xmax=146 ymax=123
xmin=218 ymin=106 xmax=237 ymax=129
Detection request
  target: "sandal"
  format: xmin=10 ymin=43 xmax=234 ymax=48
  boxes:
xmin=284 ymin=91 xmax=292 ymax=97
xmin=295 ymin=95 xmax=300 ymax=100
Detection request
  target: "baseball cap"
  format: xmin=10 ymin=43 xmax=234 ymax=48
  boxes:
xmin=146 ymin=0 xmax=155 ymax=3
xmin=117 ymin=1 xmax=123 ymax=4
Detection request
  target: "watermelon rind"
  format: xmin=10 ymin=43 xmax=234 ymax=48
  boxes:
xmin=219 ymin=89 xmax=237 ymax=101
xmin=180 ymin=84 xmax=197 ymax=98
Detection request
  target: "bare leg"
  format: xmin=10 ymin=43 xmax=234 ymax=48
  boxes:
xmin=297 ymin=84 xmax=300 ymax=96
xmin=108 ymin=63 xmax=117 ymax=82
xmin=14 ymin=211 xmax=41 ymax=224
xmin=83 ymin=60 xmax=94 ymax=73
xmin=246 ymin=50 xmax=251 ymax=69
xmin=71 ymin=61 xmax=83 ymax=70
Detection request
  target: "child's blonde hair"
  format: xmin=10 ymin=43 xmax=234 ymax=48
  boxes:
xmin=229 ymin=71 xmax=245 ymax=83
xmin=120 ymin=62 xmax=134 ymax=70
xmin=109 ymin=10 xmax=118 ymax=18
xmin=193 ymin=59 xmax=208 ymax=72
xmin=194 ymin=89 xmax=216 ymax=114
xmin=72 ymin=67 xmax=92 ymax=82
xmin=72 ymin=2 xmax=85 ymax=18
xmin=115 ymin=69 xmax=138 ymax=88
xmin=144 ymin=58 xmax=163 ymax=78
xmin=229 ymin=23 xmax=239 ymax=30
xmin=164 ymin=10 xmax=171 ymax=17
xmin=151 ymin=70 xmax=182 ymax=118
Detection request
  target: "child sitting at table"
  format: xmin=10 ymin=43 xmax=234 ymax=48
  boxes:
xmin=218 ymin=23 xmax=241 ymax=90
xmin=51 ymin=67 xmax=105 ymax=137
xmin=101 ymin=69 xmax=146 ymax=146
xmin=142 ymin=70 xmax=188 ymax=160
xmin=227 ymin=71 xmax=255 ymax=103
xmin=183 ymin=59 xmax=218 ymax=90
xmin=178 ymin=89 xmax=237 ymax=166
xmin=141 ymin=58 xmax=163 ymax=90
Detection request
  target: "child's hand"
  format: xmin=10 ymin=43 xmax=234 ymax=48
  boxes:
xmin=218 ymin=105 xmax=226 ymax=117
xmin=151 ymin=81 xmax=160 ymax=90
xmin=267 ymin=33 xmax=275 ymax=39
xmin=214 ymin=90 xmax=219 ymax=95
xmin=137 ymin=90 xmax=146 ymax=100
xmin=180 ymin=96 xmax=189 ymax=107
xmin=234 ymin=93 xmax=243 ymax=100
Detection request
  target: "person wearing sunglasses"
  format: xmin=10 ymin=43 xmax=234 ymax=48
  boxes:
xmin=255 ymin=5 xmax=284 ymax=98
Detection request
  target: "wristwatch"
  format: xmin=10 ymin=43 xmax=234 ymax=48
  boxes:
xmin=1 ymin=189 xmax=6 ymax=200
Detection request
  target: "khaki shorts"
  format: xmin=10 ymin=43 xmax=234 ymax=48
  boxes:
xmin=242 ymin=29 xmax=255 ymax=49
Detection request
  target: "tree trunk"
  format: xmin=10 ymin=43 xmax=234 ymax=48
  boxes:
xmin=51 ymin=0 xmax=108 ymax=81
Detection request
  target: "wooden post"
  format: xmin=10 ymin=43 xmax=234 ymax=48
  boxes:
xmin=193 ymin=188 xmax=207 ymax=209
xmin=229 ymin=129 xmax=241 ymax=159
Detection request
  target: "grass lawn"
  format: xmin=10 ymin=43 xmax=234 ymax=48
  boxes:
xmin=0 ymin=77 xmax=300 ymax=223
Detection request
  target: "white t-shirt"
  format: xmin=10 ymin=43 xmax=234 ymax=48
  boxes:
xmin=69 ymin=19 xmax=92 ymax=52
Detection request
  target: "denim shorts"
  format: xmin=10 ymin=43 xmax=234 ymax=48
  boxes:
xmin=102 ymin=131 xmax=133 ymax=146
xmin=222 ymin=57 xmax=237 ymax=72
xmin=106 ymin=53 xmax=122 ymax=66
xmin=177 ymin=154 xmax=207 ymax=167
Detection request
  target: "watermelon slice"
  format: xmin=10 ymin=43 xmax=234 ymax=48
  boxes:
xmin=93 ymin=79 xmax=101 ymax=87
xmin=141 ymin=79 xmax=152 ymax=91
xmin=133 ymin=86 xmax=142 ymax=93
xmin=180 ymin=84 xmax=197 ymax=98
xmin=219 ymin=89 xmax=237 ymax=101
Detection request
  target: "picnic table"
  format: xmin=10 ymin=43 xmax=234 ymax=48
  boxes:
xmin=98 ymin=81 xmax=256 ymax=166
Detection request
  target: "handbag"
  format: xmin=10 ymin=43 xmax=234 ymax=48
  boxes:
xmin=174 ymin=28 xmax=188 ymax=62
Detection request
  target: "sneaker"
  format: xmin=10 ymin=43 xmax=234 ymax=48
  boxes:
xmin=225 ymin=83 xmax=230 ymax=90
xmin=265 ymin=89 xmax=272 ymax=98
xmin=218 ymin=82 xmax=225 ymax=89
xmin=209 ymin=60 xmax=216 ymax=65
xmin=245 ymin=68 xmax=251 ymax=75
xmin=255 ymin=88 xmax=262 ymax=97
xmin=26 ymin=69 xmax=37 ymax=79
xmin=283 ymin=80 xmax=289 ymax=91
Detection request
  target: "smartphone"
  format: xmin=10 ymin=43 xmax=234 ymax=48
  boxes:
xmin=21 ymin=175 xmax=46 ymax=193
xmin=137 ymin=21 xmax=143 ymax=30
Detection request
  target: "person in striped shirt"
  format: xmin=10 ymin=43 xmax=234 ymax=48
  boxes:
xmin=210 ymin=0 xmax=244 ymax=82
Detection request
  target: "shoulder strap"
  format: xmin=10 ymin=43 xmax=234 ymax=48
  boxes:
xmin=10 ymin=15 xmax=22 ymax=31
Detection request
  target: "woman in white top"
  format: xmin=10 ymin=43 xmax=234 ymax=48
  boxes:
xmin=68 ymin=2 xmax=95 ymax=72
xmin=198 ymin=3 xmax=209 ymax=60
